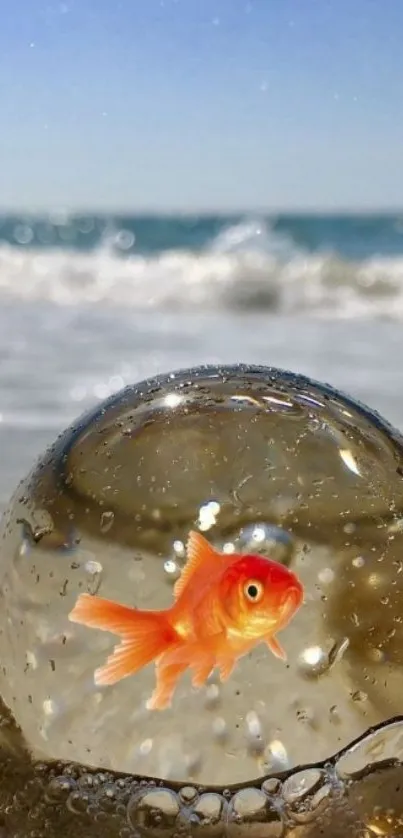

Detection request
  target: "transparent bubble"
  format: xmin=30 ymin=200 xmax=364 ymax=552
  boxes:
xmin=113 ymin=229 xmax=136 ymax=251
xmin=2 ymin=363 xmax=403 ymax=834
xmin=13 ymin=223 xmax=34 ymax=245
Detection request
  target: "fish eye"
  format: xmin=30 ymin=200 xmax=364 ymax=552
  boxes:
xmin=243 ymin=579 xmax=264 ymax=603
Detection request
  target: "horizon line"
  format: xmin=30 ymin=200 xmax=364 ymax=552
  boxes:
xmin=0 ymin=205 xmax=403 ymax=217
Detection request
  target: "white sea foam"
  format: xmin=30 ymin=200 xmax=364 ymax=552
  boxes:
xmin=0 ymin=218 xmax=402 ymax=318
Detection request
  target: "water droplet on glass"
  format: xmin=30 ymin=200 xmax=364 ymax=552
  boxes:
xmin=262 ymin=739 xmax=290 ymax=772
xmin=204 ymin=683 xmax=221 ymax=710
xmin=298 ymin=645 xmax=329 ymax=677
xmin=351 ymin=690 xmax=368 ymax=703
xmin=163 ymin=559 xmax=180 ymax=583
xmin=343 ymin=522 xmax=356 ymax=535
xmin=139 ymin=738 xmax=153 ymax=756
xmin=209 ymin=717 xmax=226 ymax=745
xmin=236 ymin=523 xmax=296 ymax=565
xmin=245 ymin=710 xmax=264 ymax=754
xmin=100 ymin=510 xmax=114 ymax=534
xmin=198 ymin=501 xmax=220 ymax=532
xmin=328 ymin=636 xmax=350 ymax=667
xmin=352 ymin=555 xmax=365 ymax=568
xmin=84 ymin=559 xmax=103 ymax=594
xmin=298 ymin=637 xmax=350 ymax=679
xmin=173 ymin=539 xmax=185 ymax=558
xmin=318 ymin=567 xmax=335 ymax=585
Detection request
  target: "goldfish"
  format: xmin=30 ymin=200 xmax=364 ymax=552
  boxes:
xmin=68 ymin=530 xmax=303 ymax=710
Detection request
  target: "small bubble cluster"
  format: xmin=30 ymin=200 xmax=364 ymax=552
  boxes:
xmin=0 ymin=715 xmax=396 ymax=838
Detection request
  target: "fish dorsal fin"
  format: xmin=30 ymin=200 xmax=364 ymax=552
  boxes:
xmin=173 ymin=530 xmax=218 ymax=600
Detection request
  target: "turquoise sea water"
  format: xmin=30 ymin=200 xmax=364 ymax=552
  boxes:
xmin=3 ymin=211 xmax=403 ymax=258
xmin=1 ymin=211 xmax=403 ymax=507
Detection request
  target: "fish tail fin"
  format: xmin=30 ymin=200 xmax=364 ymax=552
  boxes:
xmin=69 ymin=593 xmax=176 ymax=686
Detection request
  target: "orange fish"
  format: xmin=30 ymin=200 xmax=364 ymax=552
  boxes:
xmin=68 ymin=530 xmax=303 ymax=710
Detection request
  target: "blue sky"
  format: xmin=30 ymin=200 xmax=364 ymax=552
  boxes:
xmin=1 ymin=0 xmax=403 ymax=212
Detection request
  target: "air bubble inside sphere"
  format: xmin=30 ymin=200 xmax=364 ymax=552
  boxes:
xmin=1 ymin=363 xmax=403 ymax=787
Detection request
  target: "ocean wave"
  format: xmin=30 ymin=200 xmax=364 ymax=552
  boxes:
xmin=0 ymin=218 xmax=403 ymax=318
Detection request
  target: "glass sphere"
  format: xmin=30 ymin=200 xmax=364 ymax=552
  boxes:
xmin=1 ymin=363 xmax=403 ymax=792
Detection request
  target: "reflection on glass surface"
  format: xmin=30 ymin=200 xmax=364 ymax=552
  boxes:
xmin=1 ymin=363 xmax=403 ymax=835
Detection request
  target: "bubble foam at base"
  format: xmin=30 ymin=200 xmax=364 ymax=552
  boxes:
xmin=1 ymin=704 xmax=403 ymax=838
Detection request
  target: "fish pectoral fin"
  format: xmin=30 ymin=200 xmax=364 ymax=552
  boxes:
xmin=191 ymin=657 xmax=214 ymax=688
xmin=265 ymin=635 xmax=287 ymax=661
xmin=217 ymin=656 xmax=236 ymax=683
xmin=146 ymin=659 xmax=187 ymax=711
